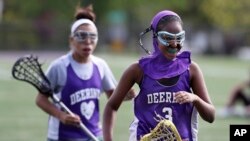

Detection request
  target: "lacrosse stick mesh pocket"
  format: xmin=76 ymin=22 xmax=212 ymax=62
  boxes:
xmin=140 ymin=120 xmax=182 ymax=141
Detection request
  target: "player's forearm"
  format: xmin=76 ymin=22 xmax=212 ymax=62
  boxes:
xmin=193 ymin=96 xmax=215 ymax=123
xmin=103 ymin=103 xmax=117 ymax=141
xmin=35 ymin=93 xmax=64 ymax=119
xmin=123 ymin=89 xmax=136 ymax=101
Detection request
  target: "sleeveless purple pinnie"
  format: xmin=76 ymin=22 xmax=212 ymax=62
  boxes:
xmin=130 ymin=52 xmax=198 ymax=141
xmin=59 ymin=63 xmax=102 ymax=139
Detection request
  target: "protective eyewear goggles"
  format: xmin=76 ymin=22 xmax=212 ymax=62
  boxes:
xmin=73 ymin=30 xmax=98 ymax=43
xmin=157 ymin=31 xmax=185 ymax=46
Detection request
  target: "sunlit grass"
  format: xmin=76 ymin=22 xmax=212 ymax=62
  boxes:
xmin=0 ymin=51 xmax=249 ymax=141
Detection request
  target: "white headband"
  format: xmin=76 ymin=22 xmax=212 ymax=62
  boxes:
xmin=71 ymin=19 xmax=97 ymax=36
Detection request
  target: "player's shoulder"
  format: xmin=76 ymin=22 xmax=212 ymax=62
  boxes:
xmin=127 ymin=62 xmax=143 ymax=76
xmin=91 ymin=55 xmax=107 ymax=66
xmin=189 ymin=61 xmax=203 ymax=78
xmin=48 ymin=53 xmax=70 ymax=69
xmin=128 ymin=62 xmax=141 ymax=71
xmin=125 ymin=62 xmax=143 ymax=82
xmin=190 ymin=61 xmax=200 ymax=70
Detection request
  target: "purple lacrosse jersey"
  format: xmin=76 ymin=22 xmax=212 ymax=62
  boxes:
xmin=131 ymin=70 xmax=198 ymax=141
xmin=59 ymin=63 xmax=102 ymax=140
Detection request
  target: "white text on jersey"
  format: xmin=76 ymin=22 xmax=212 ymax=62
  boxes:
xmin=147 ymin=92 xmax=177 ymax=104
xmin=70 ymin=88 xmax=101 ymax=105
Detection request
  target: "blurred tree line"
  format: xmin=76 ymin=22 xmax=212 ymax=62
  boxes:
xmin=0 ymin=0 xmax=249 ymax=55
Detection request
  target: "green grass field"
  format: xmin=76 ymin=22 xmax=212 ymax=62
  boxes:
xmin=0 ymin=51 xmax=250 ymax=141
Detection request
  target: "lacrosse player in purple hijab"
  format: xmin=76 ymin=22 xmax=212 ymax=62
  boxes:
xmin=103 ymin=10 xmax=215 ymax=141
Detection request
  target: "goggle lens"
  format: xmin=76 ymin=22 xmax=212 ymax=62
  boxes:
xmin=157 ymin=31 xmax=185 ymax=46
xmin=73 ymin=30 xmax=97 ymax=43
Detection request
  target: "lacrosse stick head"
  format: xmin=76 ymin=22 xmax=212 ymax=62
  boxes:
xmin=140 ymin=120 xmax=182 ymax=141
xmin=12 ymin=55 xmax=52 ymax=96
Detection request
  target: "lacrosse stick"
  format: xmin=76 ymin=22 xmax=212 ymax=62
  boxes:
xmin=12 ymin=55 xmax=99 ymax=141
xmin=140 ymin=119 xmax=182 ymax=141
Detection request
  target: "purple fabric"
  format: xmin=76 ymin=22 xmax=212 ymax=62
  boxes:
xmin=151 ymin=10 xmax=180 ymax=54
xmin=139 ymin=10 xmax=190 ymax=79
xmin=134 ymin=70 xmax=194 ymax=140
xmin=59 ymin=64 xmax=102 ymax=139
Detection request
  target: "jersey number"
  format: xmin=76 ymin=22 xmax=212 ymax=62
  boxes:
xmin=162 ymin=107 xmax=173 ymax=121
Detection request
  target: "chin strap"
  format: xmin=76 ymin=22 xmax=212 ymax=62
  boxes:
xmin=138 ymin=26 xmax=153 ymax=55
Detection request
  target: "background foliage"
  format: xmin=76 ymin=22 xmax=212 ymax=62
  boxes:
xmin=1 ymin=0 xmax=249 ymax=54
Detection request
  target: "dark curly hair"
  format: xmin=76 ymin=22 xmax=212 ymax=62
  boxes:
xmin=74 ymin=4 xmax=96 ymax=22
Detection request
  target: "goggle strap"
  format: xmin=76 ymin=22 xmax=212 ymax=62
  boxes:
xmin=139 ymin=26 xmax=152 ymax=37
xmin=139 ymin=26 xmax=152 ymax=54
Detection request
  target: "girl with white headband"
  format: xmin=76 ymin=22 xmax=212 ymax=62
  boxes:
xmin=35 ymin=5 xmax=135 ymax=141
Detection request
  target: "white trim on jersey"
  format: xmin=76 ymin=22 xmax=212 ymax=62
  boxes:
xmin=129 ymin=117 xmax=139 ymax=141
xmin=191 ymin=107 xmax=198 ymax=141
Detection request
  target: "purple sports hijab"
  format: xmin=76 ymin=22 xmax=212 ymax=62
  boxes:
xmin=139 ymin=10 xmax=191 ymax=79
